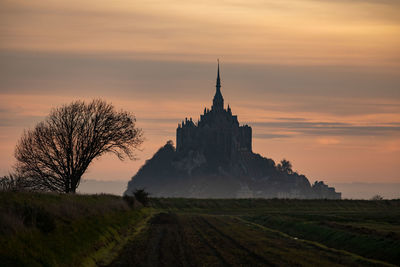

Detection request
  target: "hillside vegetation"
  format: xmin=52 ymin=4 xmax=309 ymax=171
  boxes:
xmin=126 ymin=142 xmax=340 ymax=199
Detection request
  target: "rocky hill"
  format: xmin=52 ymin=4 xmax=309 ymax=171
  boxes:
xmin=125 ymin=141 xmax=341 ymax=199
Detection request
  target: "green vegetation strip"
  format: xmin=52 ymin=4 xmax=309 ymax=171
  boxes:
xmin=81 ymin=209 xmax=154 ymax=266
xmin=235 ymin=216 xmax=395 ymax=267
xmin=242 ymin=214 xmax=400 ymax=265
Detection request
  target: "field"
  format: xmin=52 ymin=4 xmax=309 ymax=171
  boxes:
xmin=0 ymin=192 xmax=151 ymax=266
xmin=110 ymin=199 xmax=400 ymax=266
xmin=1 ymin=194 xmax=399 ymax=266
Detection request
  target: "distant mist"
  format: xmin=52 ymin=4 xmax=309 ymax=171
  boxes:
xmin=78 ymin=179 xmax=400 ymax=199
xmin=77 ymin=180 xmax=128 ymax=196
xmin=331 ymin=183 xmax=400 ymax=200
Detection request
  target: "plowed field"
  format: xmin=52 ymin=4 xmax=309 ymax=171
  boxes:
xmin=109 ymin=212 xmax=394 ymax=266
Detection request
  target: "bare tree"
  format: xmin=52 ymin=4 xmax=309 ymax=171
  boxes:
xmin=0 ymin=173 xmax=31 ymax=192
xmin=15 ymin=99 xmax=143 ymax=193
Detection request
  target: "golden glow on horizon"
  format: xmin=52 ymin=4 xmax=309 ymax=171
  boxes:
xmin=0 ymin=94 xmax=399 ymax=183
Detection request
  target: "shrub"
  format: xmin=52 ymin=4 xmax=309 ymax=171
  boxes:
xmin=0 ymin=174 xmax=31 ymax=192
xmin=122 ymin=195 xmax=141 ymax=209
xmin=133 ymin=189 xmax=150 ymax=206
xmin=371 ymin=194 xmax=384 ymax=200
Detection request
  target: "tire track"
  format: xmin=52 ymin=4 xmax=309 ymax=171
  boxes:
xmin=188 ymin=216 xmax=231 ymax=266
xmin=146 ymin=226 xmax=165 ymax=267
xmin=196 ymin=215 xmax=276 ymax=266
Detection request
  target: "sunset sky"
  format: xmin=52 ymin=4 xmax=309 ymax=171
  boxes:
xmin=1 ymin=0 xmax=399 ymax=186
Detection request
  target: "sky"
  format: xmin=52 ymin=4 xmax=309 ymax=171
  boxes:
xmin=0 ymin=0 xmax=399 ymax=186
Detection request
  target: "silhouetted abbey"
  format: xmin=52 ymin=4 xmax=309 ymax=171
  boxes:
xmin=177 ymin=61 xmax=252 ymax=158
xmin=126 ymin=62 xmax=341 ymax=199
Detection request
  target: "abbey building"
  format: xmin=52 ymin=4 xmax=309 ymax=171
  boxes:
xmin=127 ymin=61 xmax=341 ymax=199
xmin=176 ymin=62 xmax=252 ymax=159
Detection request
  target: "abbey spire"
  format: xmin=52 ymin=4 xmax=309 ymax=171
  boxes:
xmin=216 ymin=59 xmax=221 ymax=89
xmin=212 ymin=59 xmax=224 ymax=111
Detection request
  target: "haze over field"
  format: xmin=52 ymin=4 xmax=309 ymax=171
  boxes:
xmin=1 ymin=0 xmax=399 ymax=191
xmin=77 ymin=180 xmax=400 ymax=200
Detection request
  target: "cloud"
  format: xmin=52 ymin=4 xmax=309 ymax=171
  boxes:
xmin=250 ymin=120 xmax=400 ymax=137
xmin=1 ymin=51 xmax=399 ymax=106
xmin=253 ymin=133 xmax=292 ymax=139
xmin=141 ymin=118 xmax=184 ymax=124
xmin=275 ymin=117 xmax=308 ymax=122
xmin=317 ymin=137 xmax=341 ymax=145
xmin=1 ymin=0 xmax=400 ymax=66
xmin=0 ymin=107 xmax=43 ymax=127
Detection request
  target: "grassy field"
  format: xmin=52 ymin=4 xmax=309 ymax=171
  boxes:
xmin=0 ymin=192 xmax=152 ymax=266
xmin=1 ymin=194 xmax=399 ymax=266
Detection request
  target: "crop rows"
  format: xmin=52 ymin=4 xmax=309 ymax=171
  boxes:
xmin=109 ymin=212 xmax=393 ymax=266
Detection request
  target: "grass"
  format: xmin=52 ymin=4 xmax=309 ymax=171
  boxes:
xmin=149 ymin=198 xmax=400 ymax=214
xmin=1 ymin=194 xmax=399 ymax=266
xmin=0 ymin=192 xmax=152 ymax=267
xmin=244 ymin=214 xmax=400 ymax=264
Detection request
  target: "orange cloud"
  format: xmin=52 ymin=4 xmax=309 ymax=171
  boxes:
xmin=317 ymin=137 xmax=341 ymax=145
xmin=1 ymin=0 xmax=399 ymax=67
